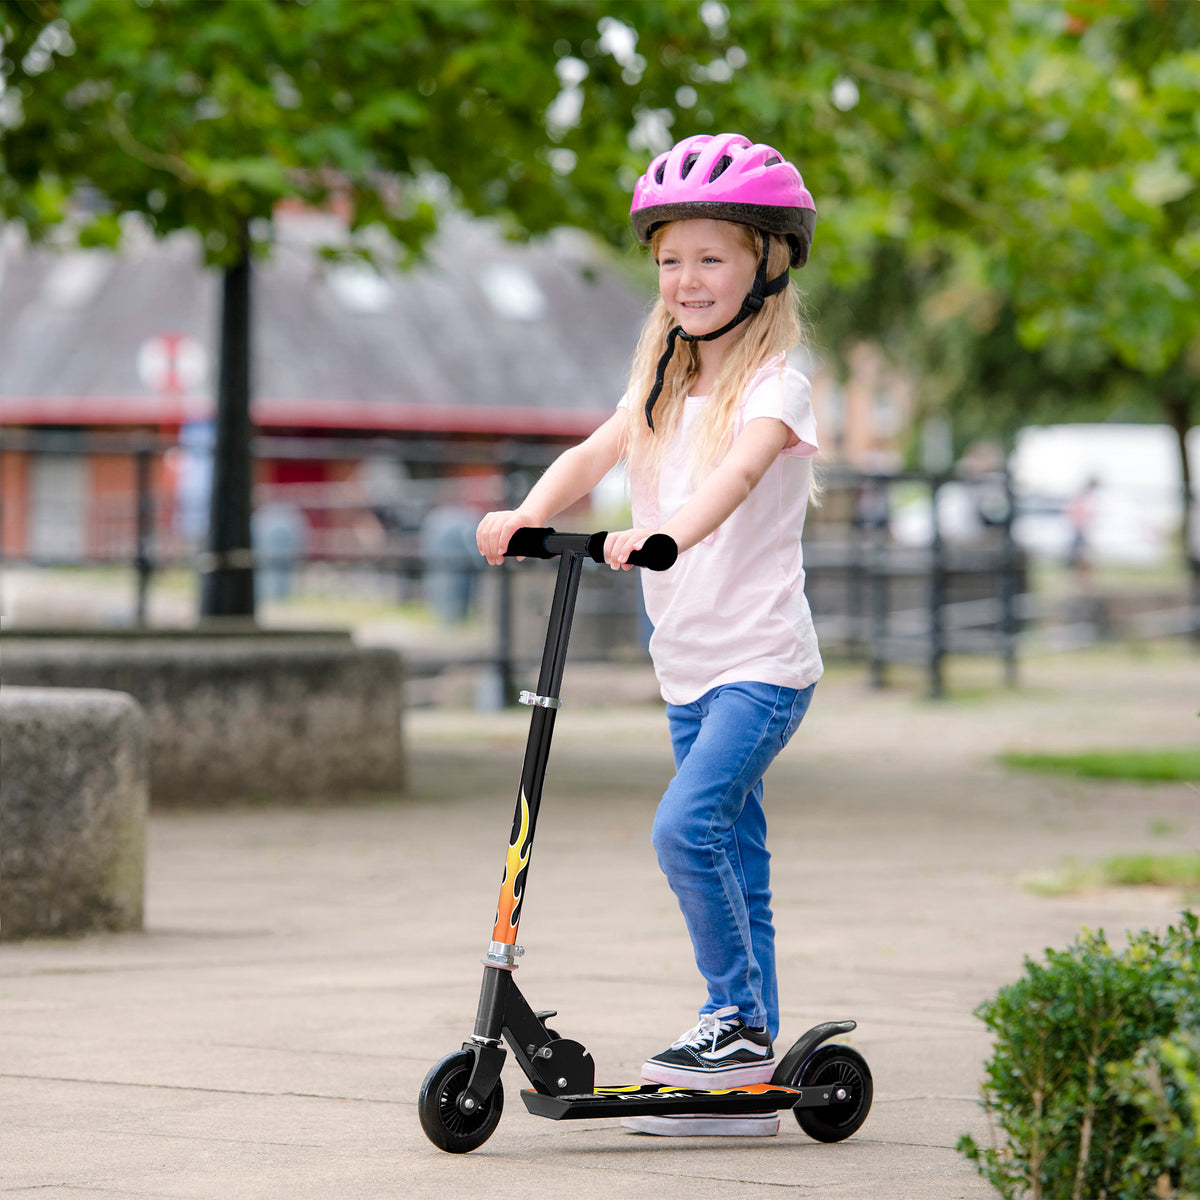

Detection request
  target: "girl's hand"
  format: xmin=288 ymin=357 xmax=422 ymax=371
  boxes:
xmin=477 ymin=510 xmax=538 ymax=566
xmin=603 ymin=527 xmax=659 ymax=571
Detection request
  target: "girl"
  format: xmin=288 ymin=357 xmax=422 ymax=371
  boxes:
xmin=476 ymin=132 xmax=822 ymax=1137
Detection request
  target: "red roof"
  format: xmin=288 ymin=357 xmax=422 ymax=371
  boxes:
xmin=0 ymin=395 xmax=611 ymax=439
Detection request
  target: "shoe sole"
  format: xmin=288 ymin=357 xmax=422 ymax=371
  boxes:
xmin=640 ymin=1060 xmax=776 ymax=1088
xmin=622 ymin=1113 xmax=781 ymax=1137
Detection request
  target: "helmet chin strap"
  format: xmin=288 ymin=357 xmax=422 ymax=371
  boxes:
xmin=644 ymin=233 xmax=789 ymax=431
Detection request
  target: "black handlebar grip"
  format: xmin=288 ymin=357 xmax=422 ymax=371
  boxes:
xmin=503 ymin=527 xmax=677 ymax=571
xmin=503 ymin=526 xmax=556 ymax=559
xmin=627 ymin=533 xmax=678 ymax=572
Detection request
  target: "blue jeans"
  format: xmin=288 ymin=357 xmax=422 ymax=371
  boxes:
xmin=652 ymin=681 xmax=815 ymax=1041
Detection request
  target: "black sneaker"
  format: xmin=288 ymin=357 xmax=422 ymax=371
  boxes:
xmin=642 ymin=1006 xmax=775 ymax=1087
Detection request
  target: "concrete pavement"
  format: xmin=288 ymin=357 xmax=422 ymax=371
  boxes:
xmin=3 ymin=645 xmax=1197 ymax=1198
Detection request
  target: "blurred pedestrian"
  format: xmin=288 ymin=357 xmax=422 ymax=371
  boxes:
xmin=1067 ymin=476 xmax=1100 ymax=588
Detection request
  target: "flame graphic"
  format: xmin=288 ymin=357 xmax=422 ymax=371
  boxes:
xmin=492 ymin=788 xmax=532 ymax=942
xmin=683 ymin=1083 xmax=798 ymax=1097
xmin=593 ymin=1083 xmax=797 ymax=1097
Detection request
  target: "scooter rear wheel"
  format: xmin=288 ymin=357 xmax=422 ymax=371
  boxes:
xmin=791 ymin=1044 xmax=872 ymax=1143
xmin=418 ymin=1050 xmax=504 ymax=1153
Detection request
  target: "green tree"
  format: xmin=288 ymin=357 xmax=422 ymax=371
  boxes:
xmin=705 ymin=0 xmax=1199 ymax=564
xmin=5 ymin=0 xmax=1198 ymax=607
xmin=549 ymin=0 xmax=1200 ymax=564
xmin=0 ymin=0 xmax=682 ymax=615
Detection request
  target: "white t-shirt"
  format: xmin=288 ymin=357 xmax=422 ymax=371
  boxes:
xmin=622 ymin=356 xmax=823 ymax=706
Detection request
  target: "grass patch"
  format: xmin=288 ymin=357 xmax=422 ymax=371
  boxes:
xmin=1026 ymin=854 xmax=1200 ymax=897
xmin=1103 ymin=854 xmax=1200 ymax=887
xmin=1000 ymin=746 xmax=1200 ymax=782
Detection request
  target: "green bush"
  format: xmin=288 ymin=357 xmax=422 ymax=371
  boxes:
xmin=959 ymin=912 xmax=1200 ymax=1199
xmin=1111 ymin=1031 xmax=1200 ymax=1199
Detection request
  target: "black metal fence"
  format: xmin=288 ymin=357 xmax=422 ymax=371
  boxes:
xmin=3 ymin=429 xmax=1195 ymax=699
xmin=802 ymin=468 xmax=1024 ymax=697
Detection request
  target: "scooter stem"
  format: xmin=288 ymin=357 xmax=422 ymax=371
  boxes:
xmin=486 ymin=543 xmax=588 ymax=967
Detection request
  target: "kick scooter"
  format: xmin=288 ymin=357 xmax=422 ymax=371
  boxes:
xmin=418 ymin=528 xmax=873 ymax=1153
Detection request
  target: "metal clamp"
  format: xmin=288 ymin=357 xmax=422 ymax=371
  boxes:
xmin=519 ymin=691 xmax=562 ymax=710
xmin=484 ymin=940 xmax=525 ymax=969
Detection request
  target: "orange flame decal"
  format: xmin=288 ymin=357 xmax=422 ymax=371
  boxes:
xmin=593 ymin=1083 xmax=798 ymax=1097
xmin=492 ymin=788 xmax=532 ymax=942
xmin=682 ymin=1083 xmax=799 ymax=1096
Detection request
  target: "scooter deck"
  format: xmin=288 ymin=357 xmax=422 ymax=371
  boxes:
xmin=522 ymin=1082 xmax=843 ymax=1121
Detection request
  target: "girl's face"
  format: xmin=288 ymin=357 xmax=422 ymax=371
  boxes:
xmin=655 ymin=219 xmax=758 ymax=341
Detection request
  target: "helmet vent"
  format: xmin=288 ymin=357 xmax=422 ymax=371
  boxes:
xmin=765 ymin=155 xmax=781 ymax=166
xmin=655 ymin=161 xmax=667 ymax=185
xmin=709 ymin=154 xmax=732 ymax=181
xmin=679 ymin=151 xmax=733 ymax=183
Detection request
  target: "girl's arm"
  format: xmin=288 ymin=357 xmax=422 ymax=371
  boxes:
xmin=476 ymin=410 xmax=626 ymax=565
xmin=604 ymin=416 xmax=792 ymax=568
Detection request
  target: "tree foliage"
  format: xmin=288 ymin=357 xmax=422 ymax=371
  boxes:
xmin=657 ymin=0 xmax=1199 ymax=461
xmin=2 ymin=0 xmax=646 ymax=263
xmin=3 ymin=0 xmax=1197 ymax=455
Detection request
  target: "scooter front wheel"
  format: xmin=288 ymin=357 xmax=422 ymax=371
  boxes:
xmin=418 ymin=1050 xmax=504 ymax=1153
xmin=790 ymin=1044 xmax=872 ymax=1143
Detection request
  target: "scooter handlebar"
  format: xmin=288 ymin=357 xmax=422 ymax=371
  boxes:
xmin=504 ymin=527 xmax=678 ymax=572
xmin=623 ymin=533 xmax=679 ymax=572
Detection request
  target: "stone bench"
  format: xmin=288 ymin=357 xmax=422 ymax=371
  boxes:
xmin=0 ymin=632 xmax=406 ymax=805
xmin=1 ymin=686 xmax=146 ymax=940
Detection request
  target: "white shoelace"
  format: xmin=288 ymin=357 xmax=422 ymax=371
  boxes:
xmin=669 ymin=1005 xmax=741 ymax=1051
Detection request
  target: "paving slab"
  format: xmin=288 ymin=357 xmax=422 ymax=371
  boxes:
xmin=2 ymin=645 xmax=1197 ymax=1199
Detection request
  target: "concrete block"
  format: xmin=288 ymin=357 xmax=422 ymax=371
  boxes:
xmin=1 ymin=687 xmax=147 ymax=940
xmin=0 ymin=634 xmax=405 ymax=805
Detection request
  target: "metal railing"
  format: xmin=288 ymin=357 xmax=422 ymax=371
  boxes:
xmin=3 ymin=430 xmax=1196 ymax=699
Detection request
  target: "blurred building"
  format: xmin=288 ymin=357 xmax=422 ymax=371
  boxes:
xmin=0 ymin=210 xmax=912 ymax=564
xmin=807 ymin=342 xmax=914 ymax=473
xmin=0 ymin=210 xmax=647 ymax=561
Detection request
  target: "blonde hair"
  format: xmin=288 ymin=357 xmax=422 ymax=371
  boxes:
xmin=621 ymin=223 xmax=805 ymax=487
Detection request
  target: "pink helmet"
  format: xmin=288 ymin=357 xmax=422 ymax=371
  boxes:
xmin=630 ymin=132 xmax=817 ymax=267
